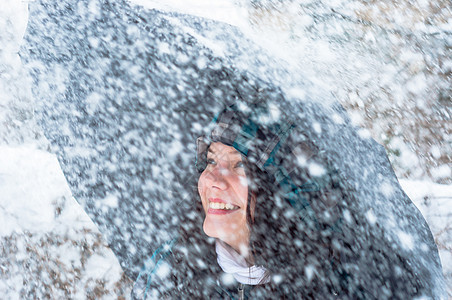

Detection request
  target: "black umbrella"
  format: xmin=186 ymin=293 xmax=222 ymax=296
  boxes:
xmin=22 ymin=0 xmax=445 ymax=296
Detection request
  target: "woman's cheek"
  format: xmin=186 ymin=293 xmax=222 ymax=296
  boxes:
xmin=198 ymin=176 xmax=208 ymax=211
xmin=198 ymin=173 xmax=205 ymax=196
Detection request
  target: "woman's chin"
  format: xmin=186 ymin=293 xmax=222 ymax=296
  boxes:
xmin=203 ymin=218 xmax=249 ymax=251
xmin=203 ymin=219 xmax=233 ymax=240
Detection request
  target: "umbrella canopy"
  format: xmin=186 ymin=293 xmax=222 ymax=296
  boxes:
xmin=22 ymin=0 xmax=445 ymax=297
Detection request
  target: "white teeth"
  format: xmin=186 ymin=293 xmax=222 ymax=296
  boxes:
xmin=225 ymin=203 xmax=234 ymax=210
xmin=209 ymin=202 xmax=237 ymax=210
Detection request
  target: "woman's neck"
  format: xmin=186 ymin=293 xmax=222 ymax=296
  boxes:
xmin=219 ymin=239 xmax=254 ymax=265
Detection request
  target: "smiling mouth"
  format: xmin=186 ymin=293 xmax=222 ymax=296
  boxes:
xmin=208 ymin=198 xmax=240 ymax=214
xmin=209 ymin=202 xmax=239 ymax=210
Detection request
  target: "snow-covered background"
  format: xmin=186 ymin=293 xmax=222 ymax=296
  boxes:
xmin=0 ymin=0 xmax=450 ymax=298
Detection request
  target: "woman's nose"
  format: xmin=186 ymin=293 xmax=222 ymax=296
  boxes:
xmin=207 ymin=166 xmax=228 ymax=190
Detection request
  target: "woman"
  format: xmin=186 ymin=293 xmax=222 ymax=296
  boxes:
xmin=132 ymin=100 xmax=432 ymax=299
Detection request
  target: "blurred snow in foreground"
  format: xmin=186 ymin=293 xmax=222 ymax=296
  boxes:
xmin=0 ymin=0 xmax=450 ymax=297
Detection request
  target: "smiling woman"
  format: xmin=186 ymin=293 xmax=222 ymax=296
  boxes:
xmin=131 ymin=100 xmax=338 ymax=298
xmin=132 ymin=100 xmax=441 ymax=299
xmin=198 ymin=142 xmax=250 ymax=256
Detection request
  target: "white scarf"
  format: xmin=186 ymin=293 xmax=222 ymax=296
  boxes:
xmin=215 ymin=240 xmax=270 ymax=285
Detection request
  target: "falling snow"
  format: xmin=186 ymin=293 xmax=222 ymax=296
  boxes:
xmin=1 ymin=0 xmax=450 ymax=298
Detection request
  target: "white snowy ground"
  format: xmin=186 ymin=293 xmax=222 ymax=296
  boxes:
xmin=399 ymin=179 xmax=452 ymax=294
xmin=0 ymin=146 xmax=132 ymax=298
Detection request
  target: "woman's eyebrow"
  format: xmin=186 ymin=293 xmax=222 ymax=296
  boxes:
xmin=207 ymin=148 xmax=242 ymax=157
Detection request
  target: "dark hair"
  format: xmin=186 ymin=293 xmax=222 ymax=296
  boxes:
xmin=242 ymin=156 xmax=273 ymax=283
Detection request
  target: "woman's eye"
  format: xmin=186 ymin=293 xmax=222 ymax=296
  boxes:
xmin=206 ymin=158 xmax=216 ymax=165
xmin=235 ymin=161 xmax=244 ymax=168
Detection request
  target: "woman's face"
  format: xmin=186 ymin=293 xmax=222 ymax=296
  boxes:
xmin=198 ymin=142 xmax=249 ymax=254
